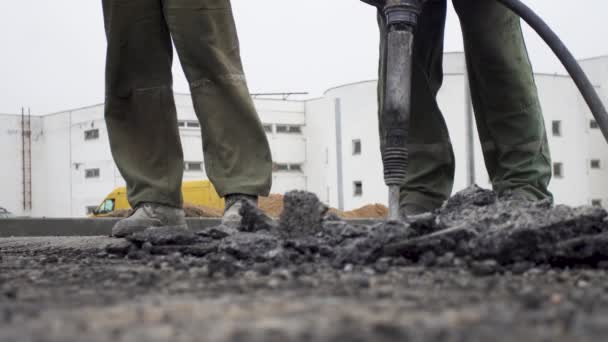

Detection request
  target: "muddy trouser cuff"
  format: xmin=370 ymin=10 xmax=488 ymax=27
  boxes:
xmin=398 ymin=142 xmax=455 ymax=212
xmin=481 ymin=137 xmax=553 ymax=202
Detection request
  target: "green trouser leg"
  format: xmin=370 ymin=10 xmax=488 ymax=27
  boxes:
xmin=453 ymin=0 xmax=553 ymax=201
xmin=377 ymin=0 xmax=552 ymax=212
xmin=103 ymin=0 xmax=184 ymax=208
xmin=102 ymin=0 xmax=272 ymax=208
xmin=378 ymin=0 xmax=456 ymax=212
xmin=162 ymin=0 xmax=272 ymax=198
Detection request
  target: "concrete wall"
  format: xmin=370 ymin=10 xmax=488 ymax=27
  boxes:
xmin=304 ymin=97 xmax=339 ymax=207
xmin=255 ymin=98 xmax=308 ymax=195
xmin=322 ymin=82 xmax=386 ymax=210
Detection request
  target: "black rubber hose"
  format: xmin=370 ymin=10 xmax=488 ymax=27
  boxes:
xmin=495 ymin=0 xmax=608 ymax=143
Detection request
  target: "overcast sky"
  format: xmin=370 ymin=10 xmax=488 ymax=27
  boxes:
xmin=1 ymin=0 xmax=607 ymax=114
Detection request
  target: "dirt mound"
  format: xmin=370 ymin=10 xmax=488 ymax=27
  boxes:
xmin=259 ymin=194 xmax=285 ymax=217
xmin=334 ymin=204 xmax=388 ymax=219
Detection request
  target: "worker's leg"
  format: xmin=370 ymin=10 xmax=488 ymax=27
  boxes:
xmin=102 ymin=0 xmax=184 ymax=208
xmin=378 ymin=0 xmax=455 ymax=213
xmin=162 ymin=0 xmax=272 ymax=198
xmin=453 ymin=0 xmax=553 ymax=201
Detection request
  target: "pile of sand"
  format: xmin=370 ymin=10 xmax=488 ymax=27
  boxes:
xmin=259 ymin=194 xmax=285 ymax=218
xmin=332 ymin=204 xmax=388 ymax=219
xmin=104 ymin=194 xmax=388 ymax=219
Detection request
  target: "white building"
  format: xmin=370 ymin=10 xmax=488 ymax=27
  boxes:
xmin=2 ymin=53 xmax=608 ymax=217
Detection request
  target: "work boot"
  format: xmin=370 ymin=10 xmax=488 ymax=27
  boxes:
xmin=400 ymin=203 xmax=431 ymax=218
xmin=223 ymin=194 xmax=258 ymax=223
xmin=112 ymin=203 xmax=187 ymax=238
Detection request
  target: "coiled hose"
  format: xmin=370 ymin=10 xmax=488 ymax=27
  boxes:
xmin=496 ymin=0 xmax=608 ymax=143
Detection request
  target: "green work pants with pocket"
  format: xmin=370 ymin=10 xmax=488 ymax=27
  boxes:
xmin=102 ymin=0 xmax=272 ymax=208
xmin=377 ymin=0 xmax=553 ymax=212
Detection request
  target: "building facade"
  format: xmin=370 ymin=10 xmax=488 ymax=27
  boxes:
xmin=1 ymin=53 xmax=607 ymax=217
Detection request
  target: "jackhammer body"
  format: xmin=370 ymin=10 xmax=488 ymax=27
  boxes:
xmin=378 ymin=0 xmax=425 ymax=221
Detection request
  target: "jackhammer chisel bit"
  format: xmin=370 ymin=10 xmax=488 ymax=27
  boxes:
xmin=371 ymin=0 xmax=424 ymax=221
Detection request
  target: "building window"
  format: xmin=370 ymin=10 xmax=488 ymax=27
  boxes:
xmin=276 ymin=125 xmax=302 ymax=134
xmin=186 ymin=121 xmax=200 ymax=128
xmin=263 ymin=124 xmax=273 ymax=133
xmin=552 ymin=121 xmax=562 ymax=137
xmin=553 ymin=162 xmax=563 ymax=178
xmin=590 ymin=119 xmax=599 ymax=130
xmin=591 ymin=159 xmax=601 ymax=169
xmin=352 ymin=139 xmax=362 ymax=155
xmin=273 ymin=163 xmax=289 ymax=172
xmin=592 ymin=199 xmax=603 ymax=207
xmin=184 ymin=162 xmax=203 ymax=171
xmin=177 ymin=120 xmax=200 ymax=128
xmin=85 ymin=168 xmax=100 ymax=179
xmin=272 ymin=163 xmax=302 ymax=172
xmin=353 ymin=181 xmax=363 ymax=197
xmin=84 ymin=129 xmax=99 ymax=141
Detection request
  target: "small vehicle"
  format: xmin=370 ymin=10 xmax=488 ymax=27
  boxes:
xmin=0 ymin=207 xmax=15 ymax=218
xmin=91 ymin=180 xmax=224 ymax=217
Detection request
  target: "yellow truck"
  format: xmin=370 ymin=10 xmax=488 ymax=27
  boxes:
xmin=92 ymin=180 xmax=224 ymax=217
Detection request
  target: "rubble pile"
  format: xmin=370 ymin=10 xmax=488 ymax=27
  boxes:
xmin=109 ymin=187 xmax=608 ymax=275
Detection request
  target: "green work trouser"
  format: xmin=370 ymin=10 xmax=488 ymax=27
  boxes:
xmin=377 ymin=0 xmax=553 ymax=211
xmin=102 ymin=0 xmax=272 ymax=208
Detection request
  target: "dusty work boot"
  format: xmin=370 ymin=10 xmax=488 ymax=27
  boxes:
xmin=223 ymin=194 xmax=258 ymax=224
xmin=400 ymin=203 xmax=431 ymax=219
xmin=112 ymin=203 xmax=187 ymax=238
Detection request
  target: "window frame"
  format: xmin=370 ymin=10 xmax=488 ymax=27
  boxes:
xmin=551 ymin=120 xmax=562 ymax=137
xmin=353 ymin=181 xmax=363 ymax=197
xmin=553 ymin=162 xmax=564 ymax=178
xmin=274 ymin=163 xmax=289 ymax=172
xmin=263 ymin=124 xmax=273 ymax=133
xmin=590 ymin=119 xmax=599 ymax=130
xmin=184 ymin=161 xmax=203 ymax=172
xmin=85 ymin=168 xmax=100 ymax=179
xmin=84 ymin=128 xmax=100 ymax=141
xmin=289 ymin=164 xmax=302 ymax=172
xmin=352 ymin=139 xmax=362 ymax=155
xmin=276 ymin=124 xmax=303 ymax=134
xmin=185 ymin=121 xmax=201 ymax=129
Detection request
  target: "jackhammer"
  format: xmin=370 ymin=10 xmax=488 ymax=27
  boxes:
xmin=362 ymin=0 xmax=608 ymax=222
